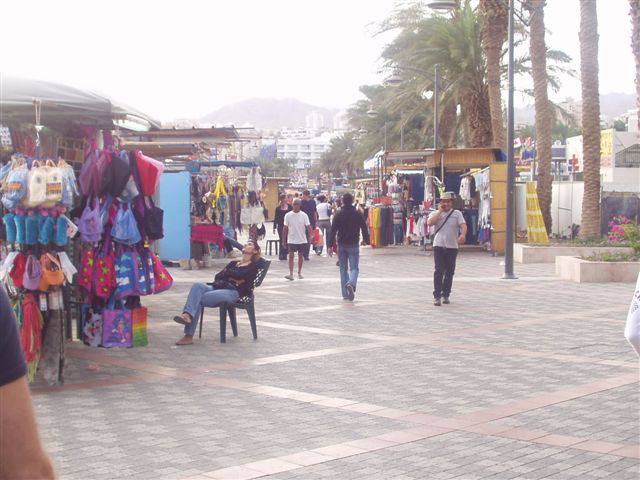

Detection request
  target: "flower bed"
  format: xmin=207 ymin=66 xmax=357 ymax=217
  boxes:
xmin=515 ymin=244 xmax=633 ymax=264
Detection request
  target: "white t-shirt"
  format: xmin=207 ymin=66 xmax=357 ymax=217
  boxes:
xmin=428 ymin=209 xmax=466 ymax=249
xmin=284 ymin=210 xmax=310 ymax=244
xmin=316 ymin=202 xmax=331 ymax=221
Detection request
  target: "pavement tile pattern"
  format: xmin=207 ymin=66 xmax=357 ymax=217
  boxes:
xmin=30 ymin=243 xmax=639 ymax=479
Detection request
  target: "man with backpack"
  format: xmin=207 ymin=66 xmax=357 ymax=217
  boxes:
xmin=427 ymin=192 xmax=467 ymax=306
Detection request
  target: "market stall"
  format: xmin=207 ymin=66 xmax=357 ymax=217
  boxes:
xmin=0 ymin=77 xmax=168 ymax=385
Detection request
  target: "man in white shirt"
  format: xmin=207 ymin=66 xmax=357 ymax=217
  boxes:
xmin=427 ymin=192 xmax=467 ymax=306
xmin=283 ymin=198 xmax=313 ymax=280
xmin=316 ymin=195 xmax=332 ymax=253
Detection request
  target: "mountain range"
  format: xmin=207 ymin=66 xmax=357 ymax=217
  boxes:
xmin=200 ymin=98 xmax=340 ymax=130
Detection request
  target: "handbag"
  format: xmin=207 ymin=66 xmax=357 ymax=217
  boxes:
xmin=93 ymin=240 xmax=116 ymax=299
xmin=9 ymin=252 xmax=27 ymax=288
xmin=79 ymin=197 xmax=103 ymax=243
xmin=2 ymin=161 xmax=29 ymax=209
xmin=78 ymin=247 xmax=95 ymax=293
xmin=143 ymin=197 xmax=164 ymax=240
xmin=102 ymin=296 xmax=132 ymax=348
xmin=43 ymin=159 xmax=63 ymax=206
xmin=115 ymin=249 xmax=136 ymax=300
xmin=23 ymin=254 xmax=43 ymax=291
xmin=133 ymin=150 xmax=164 ymax=197
xmin=140 ymin=247 xmax=155 ymax=295
xmin=24 ymin=160 xmax=48 ymax=207
xmin=132 ymin=249 xmax=149 ymax=296
xmin=150 ymin=250 xmax=173 ymax=293
xmin=81 ymin=305 xmax=103 ymax=347
xmin=111 ymin=203 xmax=142 ymax=245
xmin=38 ymin=253 xmax=65 ymax=291
xmin=131 ymin=306 xmax=148 ymax=347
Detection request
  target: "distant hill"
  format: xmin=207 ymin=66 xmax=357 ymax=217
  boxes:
xmin=200 ymin=98 xmax=340 ymax=130
xmin=515 ymin=92 xmax=637 ymax=125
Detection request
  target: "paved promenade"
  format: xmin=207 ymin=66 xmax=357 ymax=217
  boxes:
xmin=32 ymin=245 xmax=639 ymax=479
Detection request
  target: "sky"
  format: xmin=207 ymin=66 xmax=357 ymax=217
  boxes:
xmin=0 ymin=0 xmax=636 ymax=122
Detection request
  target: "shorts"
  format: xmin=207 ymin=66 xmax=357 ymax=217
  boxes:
xmin=287 ymin=243 xmax=306 ymax=253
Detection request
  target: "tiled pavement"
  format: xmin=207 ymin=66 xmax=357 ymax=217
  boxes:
xmin=31 ymin=243 xmax=639 ymax=479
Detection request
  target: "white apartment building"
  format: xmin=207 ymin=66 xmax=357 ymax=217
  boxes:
xmin=305 ymin=110 xmax=325 ymax=130
xmin=277 ymin=131 xmax=335 ymax=170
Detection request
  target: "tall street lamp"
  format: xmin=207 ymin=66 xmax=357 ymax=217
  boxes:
xmin=427 ymin=0 xmax=517 ymax=279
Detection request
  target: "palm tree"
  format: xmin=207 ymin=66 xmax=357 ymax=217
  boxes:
xmin=525 ymin=0 xmax=553 ymax=234
xmin=479 ymin=0 xmax=508 ymax=149
xmin=631 ymin=0 xmax=640 ymax=132
xmin=380 ymin=0 xmax=493 ymax=147
xmin=579 ymin=0 xmax=601 ymax=239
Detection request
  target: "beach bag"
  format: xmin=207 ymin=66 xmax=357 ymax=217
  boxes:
xmin=2 ymin=162 xmax=29 ymax=209
xmin=132 ymin=250 xmax=150 ymax=296
xmin=133 ymin=151 xmax=163 ymax=197
xmin=38 ymin=253 xmax=65 ymax=292
xmin=150 ymin=250 xmax=172 ymax=293
xmin=111 ymin=203 xmax=141 ymax=245
xmin=79 ymin=197 xmax=103 ymax=243
xmin=23 ymin=254 xmax=43 ymax=291
xmin=101 ymin=150 xmax=130 ymax=197
xmin=93 ymin=242 xmax=116 ymax=299
xmin=81 ymin=305 xmax=102 ymax=347
xmin=43 ymin=159 xmax=63 ymax=206
xmin=143 ymin=197 xmax=164 ymax=240
xmin=102 ymin=297 xmax=132 ymax=348
xmin=24 ymin=160 xmax=48 ymax=207
xmin=131 ymin=306 xmax=148 ymax=347
xmin=140 ymin=248 xmax=155 ymax=295
xmin=78 ymin=247 xmax=95 ymax=293
xmin=115 ymin=250 xmax=136 ymax=300
xmin=120 ymin=176 xmax=139 ymax=202
xmin=78 ymin=151 xmax=99 ymax=196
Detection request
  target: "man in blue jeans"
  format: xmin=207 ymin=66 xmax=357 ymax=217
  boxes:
xmin=328 ymin=193 xmax=370 ymax=301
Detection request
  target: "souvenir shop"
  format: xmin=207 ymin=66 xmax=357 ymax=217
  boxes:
xmin=0 ymin=77 xmax=170 ymax=385
xmin=158 ymin=160 xmax=265 ymax=264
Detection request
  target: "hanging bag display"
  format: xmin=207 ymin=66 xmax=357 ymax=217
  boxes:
xmin=23 ymin=254 xmax=43 ymax=291
xmin=111 ymin=202 xmax=141 ymax=245
xmin=140 ymin=248 xmax=155 ymax=295
xmin=131 ymin=305 xmax=148 ymax=347
xmin=24 ymin=160 xmax=48 ymax=207
xmin=78 ymin=151 xmax=99 ymax=197
xmin=58 ymin=159 xmax=79 ymax=208
xmin=102 ymin=296 xmax=132 ymax=348
xmin=143 ymin=197 xmax=164 ymax=240
xmin=132 ymin=249 xmax=149 ymax=296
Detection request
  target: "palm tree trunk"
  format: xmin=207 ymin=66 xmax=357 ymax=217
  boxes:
xmin=461 ymin=82 xmax=493 ymax=148
xmin=480 ymin=0 xmax=507 ymax=149
xmin=439 ymin=101 xmax=458 ymax=148
xmin=579 ymin=0 xmax=602 ymax=239
xmin=631 ymin=0 xmax=640 ymax=132
xmin=528 ymin=0 xmax=553 ymax=234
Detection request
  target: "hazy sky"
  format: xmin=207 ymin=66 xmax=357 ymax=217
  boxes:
xmin=1 ymin=0 xmax=635 ymax=122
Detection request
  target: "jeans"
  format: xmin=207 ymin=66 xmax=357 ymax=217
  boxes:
xmin=318 ymin=219 xmax=331 ymax=248
xmin=338 ymin=243 xmax=360 ymax=298
xmin=433 ymin=247 xmax=458 ymax=299
xmin=393 ymin=224 xmax=404 ymax=245
xmin=182 ymin=283 xmax=239 ymax=336
xmin=277 ymin=226 xmax=288 ymax=260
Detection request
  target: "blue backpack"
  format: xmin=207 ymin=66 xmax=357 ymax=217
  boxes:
xmin=111 ymin=203 xmax=141 ymax=245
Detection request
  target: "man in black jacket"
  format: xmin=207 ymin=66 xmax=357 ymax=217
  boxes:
xmin=328 ymin=193 xmax=370 ymax=301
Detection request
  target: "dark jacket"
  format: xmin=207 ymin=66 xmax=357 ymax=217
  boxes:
xmin=329 ymin=205 xmax=370 ymax=248
xmin=273 ymin=204 xmax=292 ymax=231
xmin=213 ymin=261 xmax=259 ymax=297
xmin=301 ymin=198 xmax=317 ymax=229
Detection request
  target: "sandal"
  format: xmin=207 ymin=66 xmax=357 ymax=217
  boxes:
xmin=173 ymin=315 xmax=192 ymax=326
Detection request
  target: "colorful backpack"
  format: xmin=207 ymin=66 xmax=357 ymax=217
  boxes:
xmin=24 ymin=160 xmax=48 ymax=207
xmin=23 ymin=254 xmax=43 ymax=291
xmin=78 ymin=247 xmax=95 ymax=293
xmin=43 ymin=159 xmax=63 ymax=206
xmin=2 ymin=162 xmax=29 ymax=209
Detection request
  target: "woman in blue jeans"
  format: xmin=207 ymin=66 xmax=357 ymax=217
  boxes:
xmin=174 ymin=243 xmax=261 ymax=345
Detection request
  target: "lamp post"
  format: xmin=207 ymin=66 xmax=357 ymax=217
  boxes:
xmin=427 ymin=0 xmax=516 ymax=279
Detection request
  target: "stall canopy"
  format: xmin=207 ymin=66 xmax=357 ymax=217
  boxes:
xmin=0 ymin=75 xmax=161 ymax=131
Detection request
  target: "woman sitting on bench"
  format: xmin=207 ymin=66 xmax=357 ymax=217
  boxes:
xmin=174 ymin=242 xmax=262 ymax=345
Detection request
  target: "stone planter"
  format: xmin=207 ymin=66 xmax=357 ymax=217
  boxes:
xmin=556 ymin=256 xmax=640 ymax=283
xmin=515 ymin=244 xmax=634 ymax=264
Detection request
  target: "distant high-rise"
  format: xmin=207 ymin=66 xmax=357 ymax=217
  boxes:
xmin=305 ymin=110 xmax=325 ymax=130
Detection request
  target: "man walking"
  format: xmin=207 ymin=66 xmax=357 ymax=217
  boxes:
xmin=328 ymin=193 xmax=370 ymax=301
xmin=300 ymin=190 xmax=317 ymax=261
xmin=283 ymin=198 xmax=313 ymax=280
xmin=427 ymin=192 xmax=467 ymax=306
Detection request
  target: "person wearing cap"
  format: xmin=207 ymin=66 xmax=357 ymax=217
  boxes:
xmin=427 ymin=192 xmax=467 ymax=306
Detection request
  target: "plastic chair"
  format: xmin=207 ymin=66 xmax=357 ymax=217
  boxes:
xmin=198 ymin=259 xmax=271 ymax=342
xmin=265 ymin=239 xmax=279 ymax=256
